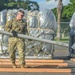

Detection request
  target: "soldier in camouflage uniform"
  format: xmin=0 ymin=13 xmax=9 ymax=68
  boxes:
xmin=5 ymin=10 xmax=28 ymax=68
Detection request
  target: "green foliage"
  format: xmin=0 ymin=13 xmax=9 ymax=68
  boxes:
xmin=52 ymin=0 xmax=75 ymax=38
xmin=62 ymin=4 xmax=75 ymax=20
xmin=52 ymin=0 xmax=75 ymax=21
xmin=70 ymin=0 xmax=75 ymax=3
xmin=0 ymin=0 xmax=39 ymax=11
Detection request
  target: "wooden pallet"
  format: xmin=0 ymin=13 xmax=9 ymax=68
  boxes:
xmin=0 ymin=68 xmax=71 ymax=73
xmin=0 ymin=59 xmax=64 ymax=63
xmin=71 ymin=58 xmax=75 ymax=62
xmin=0 ymin=58 xmax=72 ymax=73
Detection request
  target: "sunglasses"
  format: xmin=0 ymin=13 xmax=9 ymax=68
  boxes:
xmin=18 ymin=13 xmax=24 ymax=17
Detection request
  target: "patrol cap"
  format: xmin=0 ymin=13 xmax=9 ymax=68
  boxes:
xmin=18 ymin=8 xmax=25 ymax=14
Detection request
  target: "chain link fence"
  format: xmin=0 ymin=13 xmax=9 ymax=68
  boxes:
xmin=56 ymin=22 xmax=70 ymax=41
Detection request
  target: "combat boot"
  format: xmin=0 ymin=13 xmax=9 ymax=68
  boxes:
xmin=12 ymin=63 xmax=17 ymax=68
xmin=21 ymin=64 xmax=28 ymax=68
xmin=21 ymin=64 xmax=25 ymax=68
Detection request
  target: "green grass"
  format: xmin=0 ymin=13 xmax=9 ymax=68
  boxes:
xmin=54 ymin=37 xmax=69 ymax=42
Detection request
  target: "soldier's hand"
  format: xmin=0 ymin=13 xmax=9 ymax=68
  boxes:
xmin=28 ymin=39 xmax=32 ymax=41
xmin=12 ymin=30 xmax=17 ymax=37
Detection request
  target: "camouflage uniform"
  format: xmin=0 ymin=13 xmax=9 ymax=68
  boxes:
xmin=5 ymin=18 xmax=28 ymax=66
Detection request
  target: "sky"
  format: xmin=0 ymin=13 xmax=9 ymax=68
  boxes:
xmin=31 ymin=0 xmax=71 ymax=10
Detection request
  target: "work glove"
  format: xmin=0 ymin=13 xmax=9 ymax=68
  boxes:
xmin=28 ymin=39 xmax=32 ymax=41
xmin=12 ymin=30 xmax=17 ymax=37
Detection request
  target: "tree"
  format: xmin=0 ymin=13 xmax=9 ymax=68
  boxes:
xmin=46 ymin=0 xmax=63 ymax=40
xmin=25 ymin=0 xmax=39 ymax=10
xmin=62 ymin=0 xmax=75 ymax=20
xmin=0 ymin=0 xmax=39 ymax=11
xmin=57 ymin=0 xmax=63 ymax=40
xmin=52 ymin=0 xmax=75 ymax=39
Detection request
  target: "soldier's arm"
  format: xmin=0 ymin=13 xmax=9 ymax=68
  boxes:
xmin=4 ymin=20 xmax=12 ymax=32
xmin=24 ymin=22 xmax=32 ymax=41
xmin=23 ymin=21 xmax=29 ymax=35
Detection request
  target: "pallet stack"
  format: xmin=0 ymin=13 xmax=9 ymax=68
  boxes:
xmin=0 ymin=59 xmax=72 ymax=73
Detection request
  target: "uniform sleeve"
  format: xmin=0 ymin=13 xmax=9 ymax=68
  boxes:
xmin=4 ymin=20 xmax=12 ymax=32
xmin=23 ymin=21 xmax=29 ymax=35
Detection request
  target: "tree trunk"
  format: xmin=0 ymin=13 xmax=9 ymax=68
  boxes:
xmin=56 ymin=0 xmax=63 ymax=40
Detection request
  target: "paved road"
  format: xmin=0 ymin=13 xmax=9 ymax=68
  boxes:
xmin=53 ymin=44 xmax=69 ymax=59
xmin=0 ymin=72 xmax=72 ymax=75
